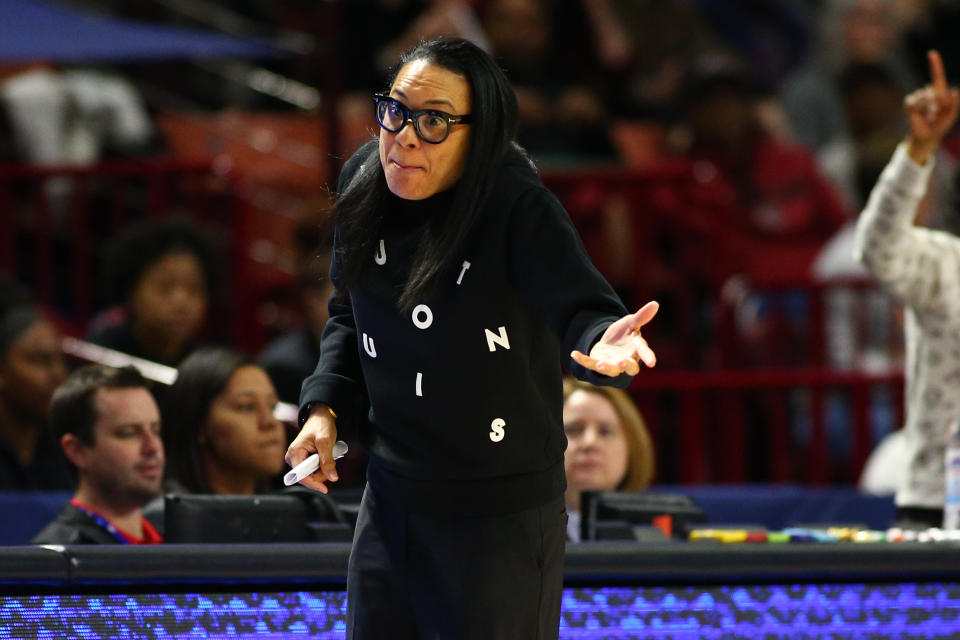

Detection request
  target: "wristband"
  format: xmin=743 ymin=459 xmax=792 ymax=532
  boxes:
xmin=299 ymin=402 xmax=337 ymax=428
xmin=310 ymin=403 xmax=337 ymax=420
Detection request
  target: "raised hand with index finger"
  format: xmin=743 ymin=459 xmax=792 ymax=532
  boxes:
xmin=905 ymin=50 xmax=960 ymax=165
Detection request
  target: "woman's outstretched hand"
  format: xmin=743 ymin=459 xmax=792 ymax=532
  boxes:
xmin=571 ymin=301 xmax=658 ymax=377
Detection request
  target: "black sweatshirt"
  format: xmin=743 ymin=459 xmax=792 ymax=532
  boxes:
xmin=300 ymin=148 xmax=631 ymax=516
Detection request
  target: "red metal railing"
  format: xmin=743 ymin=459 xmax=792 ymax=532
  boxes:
xmin=627 ymin=367 xmax=904 ymax=485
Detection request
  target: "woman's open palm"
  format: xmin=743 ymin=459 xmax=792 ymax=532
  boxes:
xmin=571 ymin=301 xmax=658 ymax=376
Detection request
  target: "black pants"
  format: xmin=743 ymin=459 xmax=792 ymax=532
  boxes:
xmin=346 ymin=484 xmax=567 ymax=640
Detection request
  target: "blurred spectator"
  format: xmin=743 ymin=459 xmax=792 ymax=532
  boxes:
xmin=0 ymin=65 xmax=161 ymax=166
xmin=801 ymin=62 xmax=911 ymax=468
xmin=0 ymin=276 xmax=70 ymax=491
xmin=577 ymin=0 xmax=718 ymax=121
xmin=694 ymin=0 xmax=813 ymax=87
xmin=634 ymin=54 xmax=853 ymax=376
xmin=852 ymin=50 xmax=960 ymax=527
xmin=481 ymin=0 xmax=617 ymax=164
xmin=161 ymin=347 xmax=286 ymax=495
xmin=813 ymin=60 xmax=954 ymax=373
xmin=562 ymin=377 xmax=654 ymax=542
xmin=812 ymin=63 xmax=916 ymax=374
xmin=670 ymin=55 xmax=851 ymax=339
xmin=258 ymin=219 xmax=334 ymax=405
xmin=31 ymin=365 xmax=164 ymax=545
xmin=85 ymin=218 xmax=219 ymax=368
xmin=781 ymin=0 xmax=917 ymax=152
xmin=822 ymin=61 xmax=958 ymax=232
xmin=818 ymin=62 xmax=920 ymax=211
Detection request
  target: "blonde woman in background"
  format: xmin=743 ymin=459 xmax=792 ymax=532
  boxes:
xmin=562 ymin=376 xmax=655 ymax=541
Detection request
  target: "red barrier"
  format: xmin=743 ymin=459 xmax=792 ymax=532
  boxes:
xmin=627 ymin=367 xmax=904 ymax=485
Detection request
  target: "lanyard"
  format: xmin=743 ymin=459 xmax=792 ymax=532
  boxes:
xmin=69 ymin=498 xmax=132 ymax=545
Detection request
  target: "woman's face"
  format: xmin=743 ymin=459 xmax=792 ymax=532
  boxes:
xmin=201 ymin=365 xmax=286 ymax=481
xmin=130 ymin=251 xmax=208 ymax=353
xmin=0 ymin=320 xmax=66 ymax=423
xmin=379 ymin=59 xmax=472 ymax=200
xmin=563 ymin=389 xmax=629 ymax=495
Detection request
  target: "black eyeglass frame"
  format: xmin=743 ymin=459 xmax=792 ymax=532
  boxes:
xmin=373 ymin=94 xmax=473 ymax=144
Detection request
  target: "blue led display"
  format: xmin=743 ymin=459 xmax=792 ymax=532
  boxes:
xmin=1 ymin=583 xmax=959 ymax=638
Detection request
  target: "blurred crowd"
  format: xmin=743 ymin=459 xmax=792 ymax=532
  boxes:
xmin=1 ymin=0 xmax=958 ymax=542
xmin=4 ymin=0 xmax=957 ymax=368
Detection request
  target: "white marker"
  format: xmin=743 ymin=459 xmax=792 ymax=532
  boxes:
xmin=283 ymin=440 xmax=349 ymax=486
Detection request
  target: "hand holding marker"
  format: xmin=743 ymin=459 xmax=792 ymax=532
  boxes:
xmin=284 ymin=440 xmax=349 ymax=486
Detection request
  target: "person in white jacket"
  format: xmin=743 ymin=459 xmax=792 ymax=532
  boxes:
xmin=853 ymin=50 xmax=960 ymax=527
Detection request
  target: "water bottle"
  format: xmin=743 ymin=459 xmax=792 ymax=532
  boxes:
xmin=944 ymin=418 xmax=960 ymax=530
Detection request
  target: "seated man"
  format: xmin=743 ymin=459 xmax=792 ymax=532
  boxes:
xmin=31 ymin=365 xmax=164 ymax=544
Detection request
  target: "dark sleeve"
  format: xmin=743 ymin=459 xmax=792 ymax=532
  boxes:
xmin=296 ymin=142 xmax=376 ymax=432
xmin=297 ymin=143 xmax=381 ymax=434
xmin=506 ymin=181 xmax=633 ymax=388
xmin=30 ymin=522 xmax=90 ymax=545
xmin=29 ymin=507 xmax=119 ymax=545
xmin=297 ymin=232 xmax=365 ymax=437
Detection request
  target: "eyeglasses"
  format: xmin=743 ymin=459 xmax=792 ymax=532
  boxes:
xmin=373 ymin=94 xmax=473 ymax=144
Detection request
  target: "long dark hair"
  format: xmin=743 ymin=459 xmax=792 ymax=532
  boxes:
xmin=161 ymin=347 xmax=251 ymax=493
xmin=334 ymin=37 xmax=531 ymax=311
